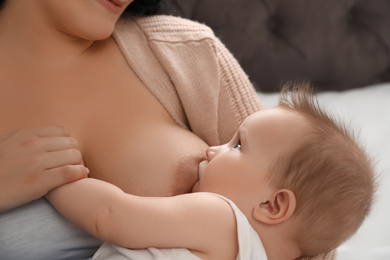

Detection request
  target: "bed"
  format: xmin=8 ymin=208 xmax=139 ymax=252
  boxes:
xmin=160 ymin=0 xmax=390 ymax=259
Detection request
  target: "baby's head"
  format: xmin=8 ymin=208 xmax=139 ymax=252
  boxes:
xmin=193 ymin=81 xmax=375 ymax=257
xmin=267 ymin=81 xmax=376 ymax=256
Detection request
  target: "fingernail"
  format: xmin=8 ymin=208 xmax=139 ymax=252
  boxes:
xmin=85 ymin=167 xmax=90 ymax=174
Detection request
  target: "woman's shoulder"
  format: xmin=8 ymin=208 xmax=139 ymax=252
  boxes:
xmin=116 ymin=14 xmax=217 ymax=43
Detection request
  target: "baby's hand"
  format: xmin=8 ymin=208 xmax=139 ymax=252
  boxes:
xmin=0 ymin=126 xmax=89 ymax=213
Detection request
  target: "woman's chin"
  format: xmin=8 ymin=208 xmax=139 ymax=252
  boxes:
xmin=75 ymin=21 xmax=116 ymax=41
xmin=83 ymin=29 xmax=114 ymax=41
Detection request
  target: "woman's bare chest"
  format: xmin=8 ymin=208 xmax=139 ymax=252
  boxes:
xmin=0 ymin=39 xmax=208 ymax=196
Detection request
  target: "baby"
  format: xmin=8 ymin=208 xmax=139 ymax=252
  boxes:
xmin=47 ymin=82 xmax=376 ymax=260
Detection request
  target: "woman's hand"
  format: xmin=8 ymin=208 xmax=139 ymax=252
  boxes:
xmin=0 ymin=126 xmax=89 ymax=213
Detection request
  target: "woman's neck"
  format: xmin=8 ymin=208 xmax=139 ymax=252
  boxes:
xmin=0 ymin=1 xmax=95 ymax=66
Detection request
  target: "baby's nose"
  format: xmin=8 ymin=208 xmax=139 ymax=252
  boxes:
xmin=206 ymin=145 xmax=227 ymax=161
xmin=206 ymin=146 xmax=218 ymax=161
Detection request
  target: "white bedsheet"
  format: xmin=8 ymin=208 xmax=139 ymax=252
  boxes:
xmin=258 ymin=83 xmax=390 ymax=260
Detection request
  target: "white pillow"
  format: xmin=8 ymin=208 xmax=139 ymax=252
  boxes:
xmin=257 ymin=83 xmax=390 ymax=260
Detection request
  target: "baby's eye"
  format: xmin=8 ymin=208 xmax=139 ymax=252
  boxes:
xmin=234 ymin=142 xmax=241 ymax=150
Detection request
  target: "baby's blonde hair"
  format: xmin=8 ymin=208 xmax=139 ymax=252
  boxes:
xmin=269 ymin=81 xmax=376 ymax=256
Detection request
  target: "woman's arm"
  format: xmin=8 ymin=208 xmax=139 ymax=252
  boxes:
xmin=46 ymin=178 xmax=236 ymax=256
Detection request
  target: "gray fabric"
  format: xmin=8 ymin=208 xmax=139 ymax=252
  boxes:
xmin=0 ymin=198 xmax=102 ymax=260
xmin=159 ymin=0 xmax=390 ymax=92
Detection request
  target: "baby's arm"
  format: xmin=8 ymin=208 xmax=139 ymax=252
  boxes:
xmin=46 ymin=178 xmax=237 ymax=258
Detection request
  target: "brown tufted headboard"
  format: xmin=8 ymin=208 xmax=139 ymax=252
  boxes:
xmin=159 ymin=0 xmax=390 ymax=92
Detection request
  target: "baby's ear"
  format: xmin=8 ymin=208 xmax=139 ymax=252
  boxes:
xmin=253 ymin=189 xmax=296 ymax=225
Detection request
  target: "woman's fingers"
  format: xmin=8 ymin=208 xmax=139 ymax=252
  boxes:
xmin=43 ymin=165 xmax=90 ymax=192
xmin=0 ymin=126 xmax=71 ymax=150
xmin=42 ymin=136 xmax=79 ymax=152
xmin=22 ymin=126 xmax=70 ymax=138
xmin=43 ymin=148 xmax=84 ymax=170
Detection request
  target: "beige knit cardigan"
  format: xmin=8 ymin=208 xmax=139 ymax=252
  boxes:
xmin=113 ymin=14 xmax=336 ymax=260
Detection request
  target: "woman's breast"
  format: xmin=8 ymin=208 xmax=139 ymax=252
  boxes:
xmin=82 ymin=119 xmax=209 ymax=196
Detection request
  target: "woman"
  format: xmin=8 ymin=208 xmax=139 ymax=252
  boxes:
xmin=0 ymin=1 xmax=334 ymax=260
xmin=0 ymin=0 xmax=260 ymax=259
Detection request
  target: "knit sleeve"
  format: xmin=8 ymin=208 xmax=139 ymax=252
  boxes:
xmin=212 ymin=36 xmax=262 ymax=144
xmin=299 ymin=250 xmax=337 ymax=260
